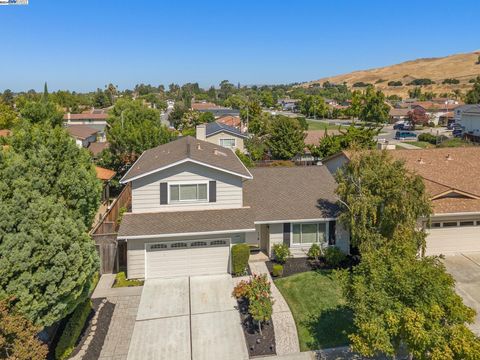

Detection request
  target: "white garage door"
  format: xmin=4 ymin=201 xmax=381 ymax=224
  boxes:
xmin=145 ymin=239 xmax=230 ymax=279
xmin=426 ymin=223 xmax=480 ymax=255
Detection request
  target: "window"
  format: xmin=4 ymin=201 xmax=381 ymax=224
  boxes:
xmin=150 ymin=244 xmax=167 ymax=250
xmin=219 ymin=138 xmax=236 ymax=148
xmin=191 ymin=241 xmax=208 ymax=247
xmin=460 ymin=221 xmax=475 ymax=227
xmin=431 ymin=222 xmax=442 ymax=228
xmin=171 ymin=242 xmax=188 ymax=248
xmin=292 ymin=223 xmax=327 ymax=244
xmin=169 ymin=183 xmax=208 ymax=202
xmin=442 ymin=222 xmax=458 ymax=227
xmin=210 ymin=240 xmax=227 ymax=246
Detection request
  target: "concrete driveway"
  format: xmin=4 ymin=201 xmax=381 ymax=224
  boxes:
xmin=127 ymin=274 xmax=248 ymax=360
xmin=443 ymin=253 xmax=480 ymax=335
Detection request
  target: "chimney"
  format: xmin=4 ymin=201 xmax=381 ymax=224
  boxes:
xmin=446 ymin=154 xmax=453 ymax=161
xmin=196 ymin=124 xmax=206 ymax=141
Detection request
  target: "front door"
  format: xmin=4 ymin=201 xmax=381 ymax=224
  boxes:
xmin=260 ymin=224 xmax=270 ymax=253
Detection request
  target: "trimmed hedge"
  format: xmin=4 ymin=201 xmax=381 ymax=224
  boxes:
xmin=55 ymin=298 xmax=93 ymax=360
xmin=232 ymin=244 xmax=250 ymax=275
xmin=272 ymin=264 xmax=284 ymax=277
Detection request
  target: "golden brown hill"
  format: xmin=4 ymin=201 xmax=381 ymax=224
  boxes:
xmin=305 ymin=51 xmax=480 ymax=98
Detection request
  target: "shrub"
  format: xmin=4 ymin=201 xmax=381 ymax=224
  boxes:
xmin=235 ymin=149 xmax=255 ymax=168
xmin=418 ymin=133 xmax=437 ymax=144
xmin=55 ymin=299 xmax=92 ymax=360
xmin=231 ymin=244 xmax=250 ymax=275
xmin=388 ymin=80 xmax=403 ymax=87
xmin=408 ymin=78 xmax=435 ymax=86
xmin=232 ymin=279 xmax=250 ymax=299
xmin=113 ymin=272 xmax=144 ymax=288
xmin=324 ymin=246 xmax=346 ymax=268
xmin=272 ymin=264 xmax=284 ymax=277
xmin=307 ymin=243 xmax=322 ymax=260
xmin=272 ymin=244 xmax=291 ymax=264
xmin=442 ymin=78 xmax=460 ymax=85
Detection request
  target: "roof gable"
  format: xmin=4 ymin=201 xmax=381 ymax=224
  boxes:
xmin=120 ymin=136 xmax=252 ymax=183
xmin=206 ymin=122 xmax=247 ymax=138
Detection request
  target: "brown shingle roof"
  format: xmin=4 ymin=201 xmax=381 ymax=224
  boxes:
xmin=244 ymin=166 xmax=340 ymax=222
xmin=63 ymin=113 xmax=108 ymax=120
xmin=191 ymin=102 xmax=220 ymax=110
xmin=117 ymin=208 xmax=255 ymax=238
xmin=389 ymin=108 xmax=410 ymax=117
xmin=432 ymin=198 xmax=480 ymax=214
xmin=121 ymin=136 xmax=252 ymax=183
xmin=304 ymin=130 xmax=341 ymax=146
xmin=66 ymin=125 xmax=99 ymax=140
xmin=390 ymin=148 xmax=480 ymax=198
xmin=88 ymin=142 xmax=109 ymax=156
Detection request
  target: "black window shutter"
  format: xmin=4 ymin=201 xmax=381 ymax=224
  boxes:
xmin=209 ymin=181 xmax=217 ymax=202
xmin=160 ymin=182 xmax=168 ymax=204
xmin=328 ymin=220 xmax=336 ymax=245
xmin=283 ymin=223 xmax=291 ymax=247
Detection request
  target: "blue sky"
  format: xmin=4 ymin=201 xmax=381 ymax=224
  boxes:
xmin=1 ymin=0 xmax=479 ymax=92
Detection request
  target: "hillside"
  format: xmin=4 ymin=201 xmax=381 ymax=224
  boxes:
xmin=305 ymin=51 xmax=480 ymax=98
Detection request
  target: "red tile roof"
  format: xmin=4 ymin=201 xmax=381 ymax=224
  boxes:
xmin=95 ymin=166 xmax=116 ymax=181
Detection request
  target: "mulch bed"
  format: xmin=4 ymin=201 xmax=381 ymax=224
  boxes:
xmin=236 ymin=298 xmax=276 ymax=357
xmin=266 ymin=256 xmax=359 ymax=278
xmin=67 ymin=298 xmax=115 ymax=360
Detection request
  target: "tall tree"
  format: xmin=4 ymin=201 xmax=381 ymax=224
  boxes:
xmin=42 ymin=82 xmax=49 ymax=103
xmin=335 ymin=151 xmax=431 ymax=253
xmin=0 ymin=103 xmax=19 ymax=129
xmin=1 ymin=89 xmax=14 ymax=107
xmin=0 ymin=299 xmax=48 ymax=359
xmin=359 ymin=87 xmax=390 ymax=123
xmin=465 ymin=77 xmax=480 ymax=104
xmin=267 ymin=115 xmax=305 ymax=160
xmin=347 ymin=91 xmax=362 ymax=119
xmin=19 ymin=100 xmax=63 ymax=127
xmin=106 ymin=99 xmax=175 ymax=167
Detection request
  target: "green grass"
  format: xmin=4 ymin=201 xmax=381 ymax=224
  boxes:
xmin=437 ymin=138 xmax=475 ymax=148
xmin=306 ymin=120 xmax=345 ymax=131
xmin=407 ymin=141 xmax=433 ymax=149
xmin=275 ymin=270 xmax=354 ymax=351
xmin=113 ymin=272 xmax=144 ymax=288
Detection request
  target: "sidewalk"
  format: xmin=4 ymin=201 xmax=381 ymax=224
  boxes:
xmin=92 ymin=274 xmax=143 ymax=299
xmin=249 ymin=261 xmax=301 ymax=356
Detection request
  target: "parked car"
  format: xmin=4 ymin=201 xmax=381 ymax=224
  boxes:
xmin=452 ymin=129 xmax=463 ymax=138
xmin=395 ymin=131 xmax=417 ymax=140
xmin=393 ymin=122 xmax=413 ymax=131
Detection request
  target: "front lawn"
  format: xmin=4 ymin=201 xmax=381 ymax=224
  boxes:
xmin=307 ymin=120 xmax=345 ymax=131
xmin=407 ymin=141 xmax=433 ymax=149
xmin=275 ymin=270 xmax=354 ymax=351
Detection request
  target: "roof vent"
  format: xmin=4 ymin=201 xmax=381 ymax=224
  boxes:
xmin=197 ymin=143 xmax=202 ymax=150
xmin=417 ymin=157 xmax=425 ymax=164
xmin=213 ymin=148 xmax=227 ymax=156
xmin=446 ymin=154 xmax=453 ymax=161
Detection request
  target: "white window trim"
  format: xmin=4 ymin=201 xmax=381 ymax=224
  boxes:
xmin=167 ymin=180 xmax=209 ymax=204
xmin=219 ymin=138 xmax=236 ymax=148
xmin=290 ymin=222 xmax=329 ymax=247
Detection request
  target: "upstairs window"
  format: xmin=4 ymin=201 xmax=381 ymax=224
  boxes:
xmin=219 ymin=138 xmax=236 ymax=148
xmin=169 ymin=183 xmax=208 ymax=203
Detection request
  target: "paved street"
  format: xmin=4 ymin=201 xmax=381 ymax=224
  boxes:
xmin=443 ymin=253 xmax=480 ymax=335
xmin=127 ymin=274 xmax=248 ymax=360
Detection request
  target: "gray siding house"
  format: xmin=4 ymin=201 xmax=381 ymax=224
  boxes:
xmin=118 ymin=136 xmax=349 ymax=279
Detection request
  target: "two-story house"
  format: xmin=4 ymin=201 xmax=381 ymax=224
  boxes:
xmin=117 ymin=136 xmax=349 ymax=279
xmin=196 ymin=122 xmax=248 ymax=152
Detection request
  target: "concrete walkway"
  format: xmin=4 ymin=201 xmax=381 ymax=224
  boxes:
xmin=92 ymin=274 xmax=143 ymax=299
xmin=249 ymin=261 xmax=301 ymax=355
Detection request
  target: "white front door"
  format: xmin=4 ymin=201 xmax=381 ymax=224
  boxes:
xmin=145 ymin=239 xmax=230 ymax=279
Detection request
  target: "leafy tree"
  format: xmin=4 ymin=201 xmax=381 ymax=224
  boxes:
xmin=359 ymin=87 xmax=390 ymax=123
xmin=106 ymin=99 xmax=175 ymax=167
xmin=245 ymin=136 xmax=267 ymax=161
xmin=343 ymin=239 xmax=480 ymax=359
xmin=0 ymin=298 xmax=48 ymax=359
xmin=298 ymin=95 xmax=327 ymax=119
xmin=7 ymin=124 xmax=102 ymax=228
xmin=198 ymin=111 xmax=215 ymax=124
xmin=267 ymin=116 xmax=305 ymax=160
xmin=93 ymin=88 xmax=111 ymax=108
xmin=0 ymin=187 xmax=98 ymax=326
xmin=235 ymin=149 xmax=254 ymax=168
xmin=20 ymin=100 xmax=63 ymax=127
xmin=309 ymin=125 xmax=380 ymax=158
xmin=465 ymin=77 xmax=480 ymax=104
xmin=0 ymin=103 xmax=19 ymax=129
xmin=1 ymin=89 xmax=14 ymax=107
xmin=240 ymin=100 xmax=262 ymax=124
xmin=408 ymin=87 xmax=422 ymax=99
xmin=218 ymin=80 xmax=235 ymax=100
xmin=248 ymin=112 xmax=270 ymax=137
xmin=387 ymin=81 xmax=403 ymax=87
xmin=335 ymin=151 xmax=431 ymax=253
xmin=168 ymin=102 xmax=187 ymax=129
xmin=347 ymin=91 xmax=362 ymax=119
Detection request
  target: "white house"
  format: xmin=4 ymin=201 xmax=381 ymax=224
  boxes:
xmin=457 ymin=105 xmax=480 ymax=141
xmin=117 ymin=136 xmax=349 ymax=279
xmin=196 ymin=122 xmax=248 ymax=152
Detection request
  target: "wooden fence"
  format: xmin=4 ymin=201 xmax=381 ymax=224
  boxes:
xmin=91 ymin=183 xmax=132 ymax=274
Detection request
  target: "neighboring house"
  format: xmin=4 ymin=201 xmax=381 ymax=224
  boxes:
xmin=277 ymin=98 xmax=300 ymax=111
xmin=95 ymin=166 xmax=116 ymax=205
xmin=389 ymin=108 xmax=410 ymax=123
xmin=64 ymin=109 xmax=109 ymax=139
xmin=66 ymin=125 xmax=99 ymax=148
xmin=216 ymin=115 xmax=242 ymax=129
xmin=88 ymin=141 xmax=110 ymax=159
xmin=196 ymin=122 xmax=248 ymax=152
xmin=323 ymin=148 xmax=480 ymax=255
xmin=117 ymin=136 xmax=348 ymax=279
xmin=304 ymin=129 xmax=341 ymax=147
xmin=457 ymin=105 xmax=480 ymax=141
xmin=454 ymin=104 xmax=479 ymax=122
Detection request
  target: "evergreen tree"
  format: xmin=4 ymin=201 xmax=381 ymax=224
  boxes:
xmin=267 ymin=115 xmax=305 ymax=160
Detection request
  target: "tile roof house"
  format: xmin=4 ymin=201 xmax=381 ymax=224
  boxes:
xmin=216 ymin=115 xmax=242 ymax=129
xmin=195 ymin=122 xmax=248 ymax=152
xmin=63 ymin=108 xmax=109 ymax=137
xmin=117 ymin=136 xmax=349 ymax=279
xmin=322 ymin=147 xmax=480 ymax=255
